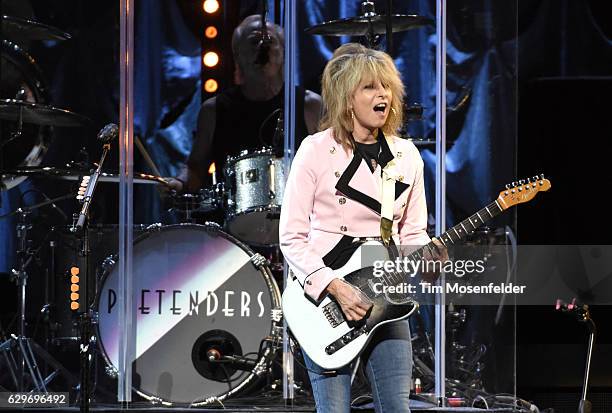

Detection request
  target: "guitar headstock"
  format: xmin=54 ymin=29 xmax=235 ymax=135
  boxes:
xmin=497 ymin=174 xmax=551 ymax=210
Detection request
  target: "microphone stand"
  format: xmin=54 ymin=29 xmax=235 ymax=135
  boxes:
xmin=578 ymin=306 xmax=596 ymax=413
xmin=555 ymin=299 xmax=596 ymax=413
xmin=72 ymin=138 xmax=113 ymax=413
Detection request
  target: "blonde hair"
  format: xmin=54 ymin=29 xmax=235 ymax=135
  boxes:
xmin=320 ymin=44 xmax=404 ymax=151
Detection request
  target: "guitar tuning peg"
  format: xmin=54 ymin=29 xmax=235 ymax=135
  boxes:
xmin=511 ymin=182 xmax=517 ymax=187
xmin=505 ymin=184 xmax=511 ymax=190
xmin=532 ymin=176 xmax=538 ymax=182
xmin=539 ymin=173 xmax=545 ymax=179
xmin=518 ymin=179 xmax=525 ymax=185
xmin=526 ymin=177 xmax=531 ymax=183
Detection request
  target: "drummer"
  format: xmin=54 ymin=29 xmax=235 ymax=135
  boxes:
xmin=167 ymin=15 xmax=322 ymax=193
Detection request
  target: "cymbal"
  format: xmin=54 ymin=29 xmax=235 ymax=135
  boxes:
xmin=305 ymin=14 xmax=432 ymax=36
xmin=1 ymin=15 xmax=71 ymax=41
xmin=0 ymin=99 xmax=90 ymax=127
xmin=1 ymin=166 xmax=168 ymax=186
xmin=407 ymin=138 xmax=436 ymax=147
xmin=404 ymin=137 xmax=454 ymax=148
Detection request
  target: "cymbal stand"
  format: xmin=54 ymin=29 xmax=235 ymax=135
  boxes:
xmin=0 ymin=209 xmax=48 ymax=391
xmin=361 ymin=1 xmax=378 ymax=48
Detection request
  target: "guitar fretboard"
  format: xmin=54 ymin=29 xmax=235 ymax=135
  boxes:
xmin=383 ymin=199 xmax=504 ymax=286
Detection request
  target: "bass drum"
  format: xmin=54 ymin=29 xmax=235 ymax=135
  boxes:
xmin=95 ymin=223 xmax=282 ymax=406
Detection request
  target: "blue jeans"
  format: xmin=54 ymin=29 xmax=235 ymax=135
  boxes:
xmin=303 ymin=320 xmax=413 ymax=413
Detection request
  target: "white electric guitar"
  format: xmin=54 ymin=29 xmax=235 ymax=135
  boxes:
xmin=282 ymin=176 xmax=551 ymax=369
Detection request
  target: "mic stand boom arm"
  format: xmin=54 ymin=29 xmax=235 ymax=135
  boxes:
xmin=74 ymin=142 xmax=111 ymax=232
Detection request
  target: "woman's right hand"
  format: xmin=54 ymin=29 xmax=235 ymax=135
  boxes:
xmin=326 ymin=278 xmax=373 ymax=321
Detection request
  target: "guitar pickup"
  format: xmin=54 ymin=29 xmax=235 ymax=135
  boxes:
xmin=325 ymin=325 xmax=368 ymax=355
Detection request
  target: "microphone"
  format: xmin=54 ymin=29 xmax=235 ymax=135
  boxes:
xmin=254 ymin=0 xmax=270 ymax=65
xmin=206 ymin=347 xmax=257 ymax=371
xmin=97 ymin=123 xmax=119 ymax=143
xmin=206 ymin=348 xmax=221 ymax=362
xmin=73 ymin=124 xmax=116 ymax=232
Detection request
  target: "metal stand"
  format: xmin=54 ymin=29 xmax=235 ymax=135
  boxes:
xmin=72 ymin=125 xmax=118 ymax=412
xmin=578 ymin=308 xmax=596 ymax=413
xmin=555 ymin=299 xmax=596 ymax=413
xmin=0 ymin=209 xmax=76 ymax=392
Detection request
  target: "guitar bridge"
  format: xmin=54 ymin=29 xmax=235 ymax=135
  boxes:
xmin=322 ymin=302 xmax=344 ymax=328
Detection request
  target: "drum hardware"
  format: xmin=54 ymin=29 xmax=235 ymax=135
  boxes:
xmin=250 ymin=253 xmax=269 ymax=269
xmin=0 ymin=208 xmax=77 ymax=392
xmin=1 ymin=40 xmax=51 ymax=191
xmin=0 ymin=99 xmax=91 ymax=127
xmin=304 ymin=1 xmax=432 ymax=47
xmin=166 ymin=184 xmax=223 ymax=223
xmin=1 ymin=15 xmax=71 ymax=42
xmin=1 ymin=167 xmax=169 ymax=189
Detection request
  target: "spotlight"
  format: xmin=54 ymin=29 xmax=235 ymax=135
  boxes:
xmin=203 ymin=0 xmax=219 ymax=14
xmin=205 ymin=26 xmax=218 ymax=39
xmin=204 ymin=79 xmax=218 ymax=93
xmin=203 ymin=51 xmax=219 ymax=68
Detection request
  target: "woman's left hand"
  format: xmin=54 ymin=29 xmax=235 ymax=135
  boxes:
xmin=421 ymin=238 xmax=448 ymax=282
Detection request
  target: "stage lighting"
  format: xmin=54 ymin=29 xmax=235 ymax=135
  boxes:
xmin=205 ymin=26 xmax=218 ymax=39
xmin=70 ymin=266 xmax=80 ymax=311
xmin=203 ymin=0 xmax=219 ymax=14
xmin=204 ymin=78 xmax=218 ymax=93
xmin=203 ymin=51 xmax=219 ymax=68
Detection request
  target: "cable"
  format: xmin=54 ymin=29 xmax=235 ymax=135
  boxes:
xmin=258 ymin=108 xmax=282 ymax=146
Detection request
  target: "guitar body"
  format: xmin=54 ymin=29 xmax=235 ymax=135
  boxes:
xmin=282 ymin=241 xmax=418 ymax=370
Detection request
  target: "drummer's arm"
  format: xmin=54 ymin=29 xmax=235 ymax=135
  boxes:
xmin=304 ymin=90 xmax=322 ymax=135
xmin=173 ymin=97 xmax=217 ymax=193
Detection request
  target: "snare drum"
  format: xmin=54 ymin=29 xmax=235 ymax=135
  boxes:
xmin=95 ymin=223 xmax=282 ymax=405
xmin=224 ymin=148 xmax=285 ymax=246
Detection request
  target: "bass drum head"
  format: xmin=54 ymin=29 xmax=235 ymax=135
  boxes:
xmin=96 ymin=223 xmax=281 ymax=405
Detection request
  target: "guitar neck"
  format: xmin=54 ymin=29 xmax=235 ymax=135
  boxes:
xmin=407 ymin=199 xmax=504 ymax=262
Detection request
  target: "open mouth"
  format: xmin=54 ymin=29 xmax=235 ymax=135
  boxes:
xmin=373 ymin=103 xmax=387 ymax=113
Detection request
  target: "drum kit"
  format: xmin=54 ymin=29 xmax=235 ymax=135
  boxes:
xmin=0 ymin=2 xmax=440 ymax=407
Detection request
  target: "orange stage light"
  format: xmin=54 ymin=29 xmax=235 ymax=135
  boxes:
xmin=205 ymin=26 xmax=218 ymax=39
xmin=204 ymin=78 xmax=218 ymax=93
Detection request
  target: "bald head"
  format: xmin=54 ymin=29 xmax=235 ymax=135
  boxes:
xmin=231 ymin=15 xmax=284 ymax=81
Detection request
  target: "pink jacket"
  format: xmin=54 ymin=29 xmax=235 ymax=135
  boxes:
xmin=279 ymin=128 xmax=431 ymax=301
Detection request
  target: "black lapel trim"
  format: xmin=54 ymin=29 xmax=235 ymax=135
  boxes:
xmin=335 ymin=131 xmax=411 ymax=212
xmin=335 ymin=150 xmax=382 ymax=213
xmin=380 ymin=132 xmax=411 ymax=200
xmin=378 ymin=130 xmax=394 ymax=169
xmin=322 ymin=235 xmax=362 ymax=269
xmin=395 ymin=181 xmax=410 ymax=199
